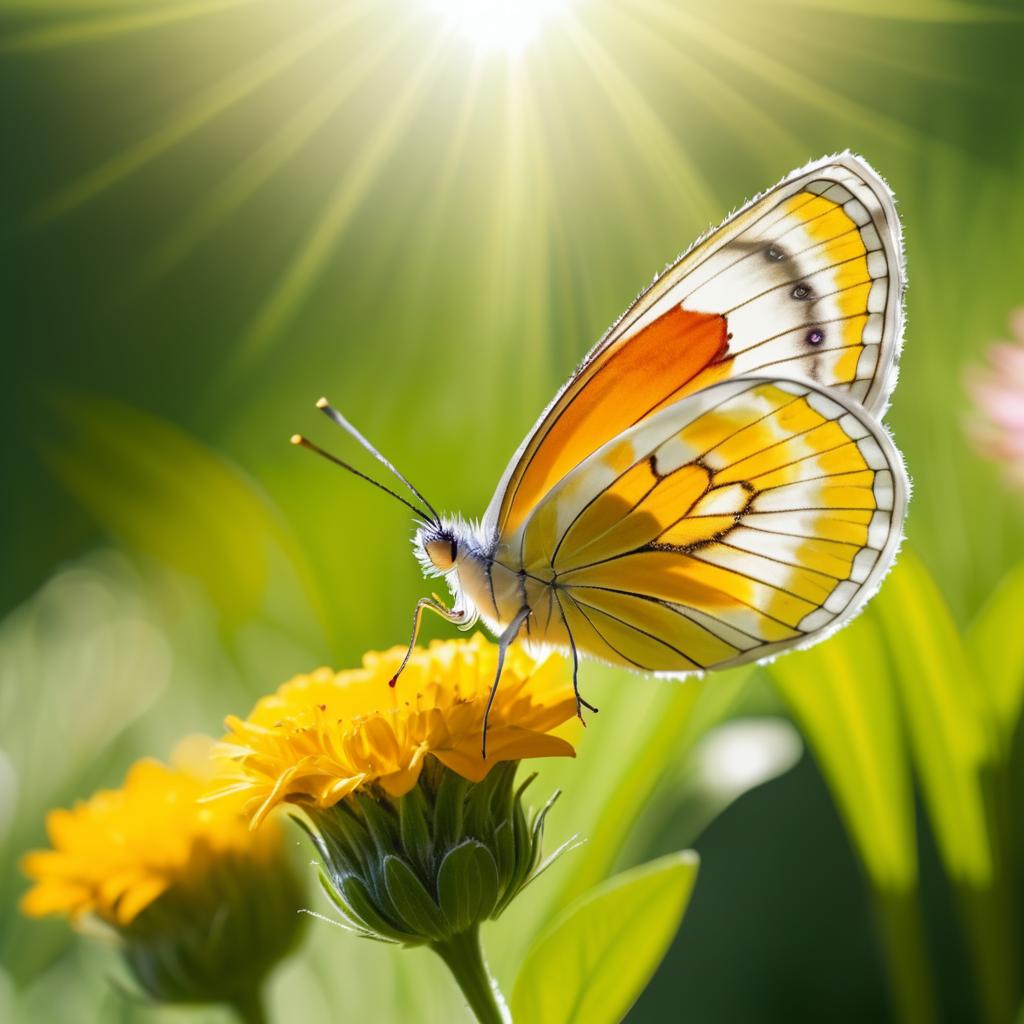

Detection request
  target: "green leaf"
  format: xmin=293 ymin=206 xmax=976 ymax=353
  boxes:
xmin=770 ymin=610 xmax=916 ymax=892
xmin=552 ymin=670 xmax=749 ymax=910
xmin=967 ymin=560 xmax=1024 ymax=754
xmin=437 ymin=840 xmax=500 ymax=933
xmin=875 ymin=550 xmax=995 ymax=887
xmin=510 ymin=851 xmax=699 ymax=1024
xmin=770 ymin=610 xmax=939 ymax=1024
xmin=41 ymin=391 xmax=325 ymax=626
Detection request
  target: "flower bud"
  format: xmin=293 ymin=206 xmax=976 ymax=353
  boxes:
xmin=303 ymin=758 xmax=564 ymax=946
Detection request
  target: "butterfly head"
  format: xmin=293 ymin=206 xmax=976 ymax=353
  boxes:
xmin=422 ymin=528 xmax=459 ymax=572
xmin=413 ymin=517 xmax=479 ymax=580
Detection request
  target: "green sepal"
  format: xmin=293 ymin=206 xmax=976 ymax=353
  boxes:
xmin=438 ymin=840 xmax=500 ymax=933
xmin=464 ymin=761 xmax=513 ymax=840
xmin=399 ymin=784 xmax=433 ymax=879
xmin=317 ymin=871 xmax=386 ymax=942
xmin=492 ymin=818 xmax=517 ymax=898
xmin=338 ymin=874 xmax=421 ymax=945
xmin=303 ymin=759 xmax=574 ymax=947
xmin=432 ymin=769 xmax=468 ymax=853
xmin=383 ymin=856 xmax=449 ymax=940
xmin=500 ymin=774 xmax=536 ymax=909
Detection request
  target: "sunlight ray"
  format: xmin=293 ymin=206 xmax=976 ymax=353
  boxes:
xmin=644 ymin=1 xmax=921 ymax=148
xmin=779 ymin=0 xmax=1014 ymax=22
xmin=778 ymin=15 xmax=978 ymax=89
xmin=32 ymin=0 xmax=372 ymax=224
xmin=401 ymin=56 xmax=485 ymax=307
xmin=522 ymin=66 xmax=601 ymax=380
xmin=0 ymin=0 xmax=193 ymax=9
xmin=562 ymin=13 xmax=720 ymax=228
xmin=610 ymin=13 xmax=807 ymax=170
xmin=534 ymin=39 xmax=669 ymax=275
xmin=0 ymin=0 xmax=253 ymax=51
xmin=234 ymin=33 xmax=450 ymax=367
xmin=512 ymin=69 xmax=558 ymax=409
xmin=470 ymin=62 xmax=553 ymax=424
xmin=361 ymin=58 xmax=485 ymax=435
xmin=142 ymin=16 xmax=413 ymax=282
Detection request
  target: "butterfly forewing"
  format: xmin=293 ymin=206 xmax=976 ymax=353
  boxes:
xmin=505 ymin=377 xmax=905 ymax=674
xmin=485 ymin=153 xmax=903 ymax=541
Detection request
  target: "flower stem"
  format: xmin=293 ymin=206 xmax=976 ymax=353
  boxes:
xmin=431 ymin=927 xmax=510 ymax=1024
xmin=229 ymin=988 xmax=270 ymax=1024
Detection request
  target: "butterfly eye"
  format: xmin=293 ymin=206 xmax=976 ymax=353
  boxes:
xmin=424 ymin=536 xmax=458 ymax=571
xmin=806 ymin=328 xmax=825 ymax=345
xmin=765 ymin=245 xmax=785 ymax=261
xmin=791 ymin=283 xmax=812 ymax=300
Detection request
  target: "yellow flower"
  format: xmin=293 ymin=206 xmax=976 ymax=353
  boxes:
xmin=216 ymin=634 xmax=577 ymax=827
xmin=21 ymin=737 xmax=304 ymax=1013
xmin=21 ymin=737 xmax=279 ymax=926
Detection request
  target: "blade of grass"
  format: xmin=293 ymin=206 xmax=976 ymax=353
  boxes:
xmin=966 ymin=561 xmax=1024 ymax=756
xmin=876 ymin=550 xmax=1016 ymax=1024
xmin=770 ymin=610 xmax=933 ymax=1024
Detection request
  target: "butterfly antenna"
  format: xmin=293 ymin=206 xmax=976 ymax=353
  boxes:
xmin=316 ymin=397 xmax=441 ymax=525
xmin=290 ymin=435 xmax=434 ymax=522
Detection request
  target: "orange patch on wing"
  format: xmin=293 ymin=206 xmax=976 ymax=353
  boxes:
xmin=834 ymin=258 xmax=871 ymax=290
xmin=499 ymin=306 xmax=728 ymax=537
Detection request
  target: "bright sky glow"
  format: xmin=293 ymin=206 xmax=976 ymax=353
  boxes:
xmin=421 ymin=0 xmax=570 ymax=55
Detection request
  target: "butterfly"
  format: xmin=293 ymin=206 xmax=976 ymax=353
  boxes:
xmin=294 ymin=152 xmax=908 ymax=755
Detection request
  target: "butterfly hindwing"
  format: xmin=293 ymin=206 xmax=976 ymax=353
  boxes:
xmin=507 ymin=376 xmax=906 ymax=674
xmin=486 ymin=153 xmax=903 ymax=542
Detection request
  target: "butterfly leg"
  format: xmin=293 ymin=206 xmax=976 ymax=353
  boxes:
xmin=554 ymin=591 xmax=598 ymax=723
xmin=389 ymin=596 xmax=473 ymax=688
xmin=565 ymin=621 xmax=599 ymax=724
xmin=561 ymin=610 xmax=598 ymax=724
xmin=482 ymin=606 xmax=532 ymax=759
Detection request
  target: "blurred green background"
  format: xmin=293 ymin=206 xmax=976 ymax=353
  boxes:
xmin=3 ymin=1 xmax=1024 ymax=1021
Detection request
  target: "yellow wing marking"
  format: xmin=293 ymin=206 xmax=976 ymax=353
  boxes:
xmin=512 ymin=379 xmax=900 ymax=674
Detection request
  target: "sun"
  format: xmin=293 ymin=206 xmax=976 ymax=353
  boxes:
xmin=420 ymin=0 xmax=571 ymax=56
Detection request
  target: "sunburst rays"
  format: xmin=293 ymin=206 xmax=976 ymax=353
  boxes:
xmin=7 ymin=0 xmax=1009 ymax=374
xmin=0 ymin=0 xmax=253 ymax=53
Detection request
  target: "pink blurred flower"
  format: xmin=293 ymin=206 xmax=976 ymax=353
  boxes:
xmin=966 ymin=308 xmax=1024 ymax=489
